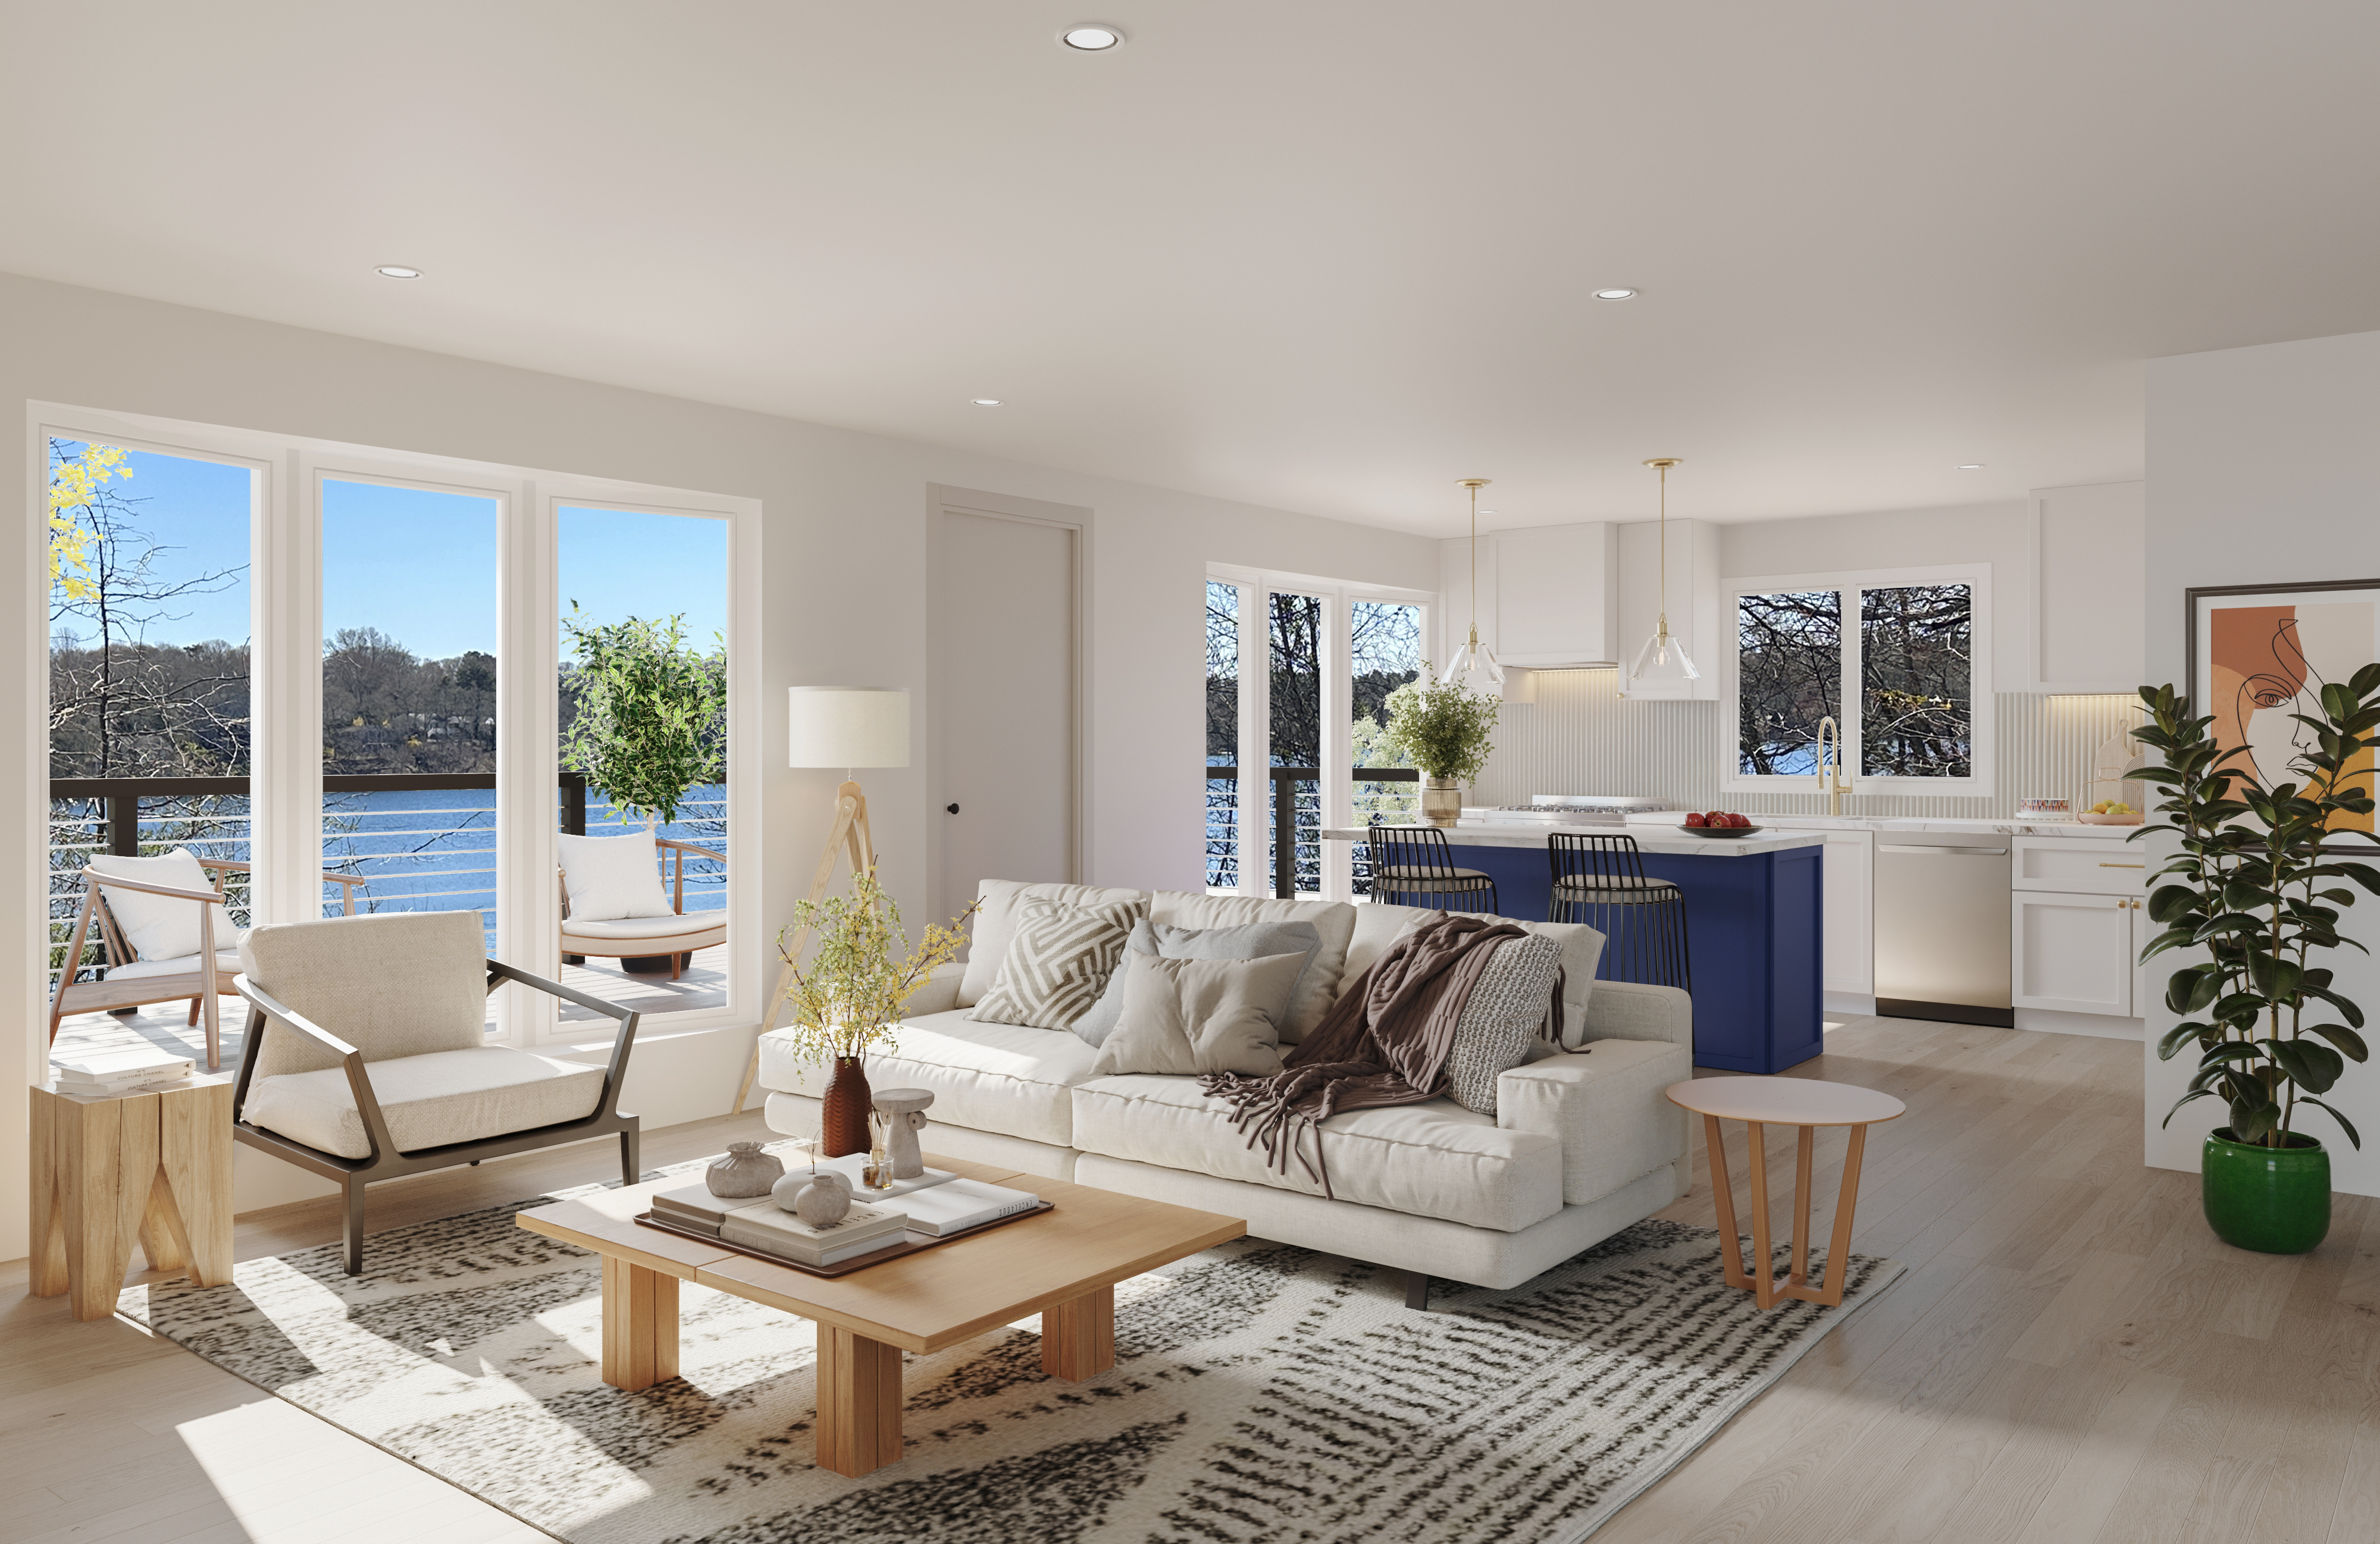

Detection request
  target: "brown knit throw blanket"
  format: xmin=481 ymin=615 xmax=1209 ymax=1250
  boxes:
xmin=1200 ymin=912 xmax=1554 ymax=1199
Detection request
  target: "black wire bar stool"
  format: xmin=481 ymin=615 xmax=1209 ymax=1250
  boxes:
xmin=1548 ymin=832 xmax=1691 ymax=990
xmin=1366 ymin=819 xmax=1501 ymax=913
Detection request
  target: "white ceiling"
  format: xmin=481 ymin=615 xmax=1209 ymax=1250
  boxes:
xmin=5 ymin=2 xmax=2377 ymax=535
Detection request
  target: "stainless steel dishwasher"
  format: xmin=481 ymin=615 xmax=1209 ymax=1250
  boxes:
xmin=1873 ymin=831 xmax=2013 ymax=1026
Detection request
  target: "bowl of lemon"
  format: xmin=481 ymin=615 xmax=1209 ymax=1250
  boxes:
xmin=2077 ymin=800 xmax=2142 ymax=826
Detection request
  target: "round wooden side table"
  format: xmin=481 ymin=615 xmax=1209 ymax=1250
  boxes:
xmin=1665 ymin=1076 xmax=1906 ymax=1310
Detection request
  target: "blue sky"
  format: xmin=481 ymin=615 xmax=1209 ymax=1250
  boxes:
xmin=51 ymin=441 xmax=726 ymax=659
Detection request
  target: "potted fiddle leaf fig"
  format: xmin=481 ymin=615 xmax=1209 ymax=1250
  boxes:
xmin=1382 ymin=666 xmax=1499 ymax=826
xmin=2135 ymin=671 xmax=2380 ymax=1254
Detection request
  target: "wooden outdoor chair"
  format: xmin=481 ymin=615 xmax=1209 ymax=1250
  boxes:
xmin=49 ymin=849 xmax=368 ymax=1071
xmin=231 ymin=910 xmax=641 ymax=1274
xmin=558 ymin=832 xmax=725 ymax=981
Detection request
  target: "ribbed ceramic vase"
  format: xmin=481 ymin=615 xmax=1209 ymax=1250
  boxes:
xmin=1421 ymin=777 xmax=1463 ymax=827
xmin=2203 ymin=1127 xmax=2330 ymax=1254
xmin=821 ymin=1055 xmax=874 ymax=1158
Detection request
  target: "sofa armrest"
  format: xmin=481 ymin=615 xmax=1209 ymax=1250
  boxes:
xmin=904 ymin=962 xmax=967 ymax=1019
xmin=1579 ymin=979 xmax=1692 ymax=1048
xmin=1498 ymin=1038 xmax=1691 ymax=1206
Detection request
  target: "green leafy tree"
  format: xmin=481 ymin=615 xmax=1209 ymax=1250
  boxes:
xmin=559 ymin=606 xmax=725 ymax=827
xmin=2137 ymin=674 xmax=2380 ymax=1151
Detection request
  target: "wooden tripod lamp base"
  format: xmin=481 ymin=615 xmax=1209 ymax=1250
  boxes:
xmin=734 ymin=779 xmax=874 ymax=1116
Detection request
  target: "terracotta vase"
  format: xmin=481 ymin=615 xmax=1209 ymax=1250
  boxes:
xmin=821 ymin=1055 xmax=873 ymax=1157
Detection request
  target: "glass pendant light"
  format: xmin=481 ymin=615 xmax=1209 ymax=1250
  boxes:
xmin=1632 ymin=458 xmax=1700 ymax=684
xmin=1439 ymin=477 xmax=1504 ymax=692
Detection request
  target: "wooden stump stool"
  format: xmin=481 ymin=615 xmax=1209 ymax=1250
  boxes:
xmin=30 ymin=1076 xmax=234 ymax=1320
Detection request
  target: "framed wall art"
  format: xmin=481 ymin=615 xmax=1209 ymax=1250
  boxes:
xmin=2187 ymin=578 xmax=2380 ymax=848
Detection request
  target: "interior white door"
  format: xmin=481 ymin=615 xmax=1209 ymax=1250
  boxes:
xmin=932 ymin=507 xmax=1079 ymax=928
xmin=2012 ymin=891 xmax=2132 ymax=1014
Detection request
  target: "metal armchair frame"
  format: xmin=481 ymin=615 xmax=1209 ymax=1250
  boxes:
xmin=230 ymin=959 xmax=642 ymax=1274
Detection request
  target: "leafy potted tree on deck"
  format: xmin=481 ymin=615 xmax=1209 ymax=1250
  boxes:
xmin=2135 ymin=671 xmax=2380 ymax=1254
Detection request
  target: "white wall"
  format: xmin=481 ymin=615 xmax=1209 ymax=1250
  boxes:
xmin=2 ymin=271 xmax=1438 ymax=1258
xmin=2141 ymin=328 xmax=2380 ymax=1192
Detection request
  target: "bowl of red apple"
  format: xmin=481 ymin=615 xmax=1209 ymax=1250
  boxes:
xmin=1680 ymin=811 xmax=1762 ymax=838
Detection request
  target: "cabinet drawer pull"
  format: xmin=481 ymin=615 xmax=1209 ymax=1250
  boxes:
xmin=1879 ymin=844 xmax=2006 ymax=856
xmin=2097 ymin=862 xmax=2144 ymax=868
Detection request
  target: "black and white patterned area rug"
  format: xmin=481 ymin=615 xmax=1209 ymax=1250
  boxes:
xmin=118 ymin=1178 xmax=1901 ymax=1544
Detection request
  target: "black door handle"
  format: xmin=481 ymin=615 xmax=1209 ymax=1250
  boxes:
xmin=946 ymin=803 xmax=960 ymax=814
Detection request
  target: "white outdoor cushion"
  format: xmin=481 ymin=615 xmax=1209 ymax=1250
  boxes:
xmin=1344 ymin=902 xmax=1604 ymax=1050
xmin=243 ymin=1045 xmax=605 ymax=1160
xmin=1148 ymin=891 xmax=1358 ymax=1042
xmin=109 ymin=948 xmax=242 ymax=982
xmin=87 ymin=849 xmax=237 ymax=963
xmin=556 ymin=832 xmax=674 ymax=922
xmin=755 ymin=1007 xmax=1100 ymax=1147
xmin=562 ymin=913 xmax=724 ymax=942
xmin=957 ymin=881 xmax=1153 ymax=1007
xmin=1070 ymin=1074 xmax=1564 ymax=1233
xmin=240 ymin=912 xmax=491 ymax=1081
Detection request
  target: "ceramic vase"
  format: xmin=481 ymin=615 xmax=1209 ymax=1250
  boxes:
xmin=2203 ymin=1127 xmax=2330 ymax=1254
xmin=821 ymin=1054 xmax=873 ymax=1157
xmin=774 ymin=1168 xmax=853 ymax=1227
xmin=1421 ymin=777 xmax=1463 ymax=827
xmin=704 ymin=1140 xmax=784 ymax=1198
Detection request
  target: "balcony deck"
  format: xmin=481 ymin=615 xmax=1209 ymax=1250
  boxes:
xmin=50 ymin=942 xmax=729 ymax=1067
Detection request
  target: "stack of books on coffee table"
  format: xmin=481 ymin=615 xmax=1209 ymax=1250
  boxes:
xmin=647 ymin=1164 xmax=1045 ymax=1270
xmin=51 ymin=1047 xmax=195 ymax=1097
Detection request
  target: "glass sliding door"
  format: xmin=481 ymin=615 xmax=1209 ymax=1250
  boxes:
xmin=320 ymin=479 xmax=502 ymax=989
xmin=556 ymin=505 xmax=728 ymax=1020
xmin=46 ymin=439 xmax=254 ymax=1043
xmin=1351 ymin=599 xmax=1422 ymax=896
xmin=1205 ymin=580 xmax=1241 ymax=891
xmin=1267 ymin=590 xmax=1326 ymax=897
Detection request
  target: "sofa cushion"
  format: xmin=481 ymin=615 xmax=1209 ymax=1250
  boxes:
xmin=1070 ymin=1073 xmax=1564 ymax=1232
xmin=1088 ymin=952 xmax=1302 ymax=1078
xmin=1446 ymin=933 xmax=1565 ymax=1116
xmin=556 ymin=831 xmax=673 ymax=922
xmin=756 ymin=1007 xmax=1098 ymax=1148
xmin=969 ymin=895 xmax=1146 ymax=1033
xmin=1075 ymin=916 xmax=1324 ymax=1047
xmin=1345 ymin=902 xmax=1604 ymax=1050
xmin=87 ymin=848 xmax=239 ymax=964
xmin=957 ymin=881 xmax=1153 ymax=1007
xmin=242 ymin=1045 xmax=605 ymax=1160
xmin=1148 ymin=892 xmax=1357 ymax=1043
xmin=240 ymin=912 xmax=491 ymax=1081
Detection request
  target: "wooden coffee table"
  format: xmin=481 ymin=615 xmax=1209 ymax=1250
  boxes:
xmin=1665 ymin=1076 xmax=1906 ymax=1310
xmin=517 ymin=1154 xmax=1244 ymax=1477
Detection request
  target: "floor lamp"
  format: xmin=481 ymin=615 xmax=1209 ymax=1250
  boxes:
xmin=732 ymin=686 xmax=910 ymax=1115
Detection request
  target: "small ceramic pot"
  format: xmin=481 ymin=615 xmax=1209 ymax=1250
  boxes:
xmin=2202 ymin=1126 xmax=2330 ymax=1254
xmin=704 ymin=1141 xmax=784 ymax=1198
xmin=774 ymin=1168 xmax=854 ymax=1227
xmin=1421 ymin=777 xmax=1463 ymax=827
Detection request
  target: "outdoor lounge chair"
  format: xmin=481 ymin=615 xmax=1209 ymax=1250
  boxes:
xmin=231 ymin=909 xmax=641 ymax=1274
xmin=49 ymin=849 xmax=368 ymax=1071
xmin=558 ymin=831 xmax=725 ymax=980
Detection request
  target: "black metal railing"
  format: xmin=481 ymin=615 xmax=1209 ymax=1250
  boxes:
xmin=49 ymin=772 xmax=595 ymax=857
xmin=1205 ymin=766 xmax=1420 ymax=898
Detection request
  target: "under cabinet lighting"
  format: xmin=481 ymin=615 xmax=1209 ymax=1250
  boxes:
xmin=374 ymin=265 xmax=422 ymax=279
xmin=970 ymin=398 xmax=1004 ymax=406
xmin=1061 ymin=24 xmax=1122 ymax=49
xmin=1593 ymin=288 xmax=1638 ymax=300
xmin=1956 ymin=463 xmax=1984 ymax=470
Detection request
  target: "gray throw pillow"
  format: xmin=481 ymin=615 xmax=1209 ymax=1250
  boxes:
xmin=1072 ymin=917 xmax=1323 ymax=1048
xmin=1088 ymin=952 xmax=1304 ymax=1077
xmin=1445 ymin=933 xmax=1566 ymax=1117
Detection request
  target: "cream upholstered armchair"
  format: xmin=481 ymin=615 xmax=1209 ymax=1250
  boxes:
xmin=558 ymin=830 xmax=725 ymax=980
xmin=231 ymin=910 xmax=641 ymax=1274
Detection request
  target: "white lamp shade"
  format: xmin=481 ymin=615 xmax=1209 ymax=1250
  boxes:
xmin=788 ymin=687 xmax=910 ymax=769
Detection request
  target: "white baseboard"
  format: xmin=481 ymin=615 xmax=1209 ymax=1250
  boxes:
xmin=1824 ymin=992 xmax=1877 ymax=1018
xmin=2014 ymin=1007 xmax=2144 ymax=1041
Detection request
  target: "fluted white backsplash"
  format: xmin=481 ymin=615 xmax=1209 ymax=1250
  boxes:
xmin=1468 ymin=670 xmax=2141 ymax=820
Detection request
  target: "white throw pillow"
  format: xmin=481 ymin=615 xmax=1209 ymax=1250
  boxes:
xmin=87 ymin=848 xmax=238 ymax=963
xmin=556 ymin=832 xmax=674 ymax=922
xmin=1089 ymin=951 xmax=1302 ymax=1078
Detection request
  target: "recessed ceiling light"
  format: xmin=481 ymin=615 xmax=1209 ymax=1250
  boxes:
xmin=1061 ymin=24 xmax=1122 ymax=49
xmin=970 ymin=398 xmax=1004 ymax=406
xmin=1956 ymin=463 xmax=1984 ymax=470
xmin=374 ymin=265 xmax=422 ymax=280
xmin=1592 ymin=287 xmax=1638 ymax=301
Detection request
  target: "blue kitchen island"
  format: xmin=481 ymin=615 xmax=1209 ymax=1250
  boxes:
xmin=1323 ymin=822 xmax=1827 ymax=1075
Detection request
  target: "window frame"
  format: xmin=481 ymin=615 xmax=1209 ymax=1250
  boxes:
xmin=27 ymin=402 xmax=761 ymax=1054
xmin=1722 ymin=562 xmax=1993 ymax=798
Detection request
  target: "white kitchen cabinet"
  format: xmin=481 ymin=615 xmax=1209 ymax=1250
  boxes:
xmin=1770 ymin=825 xmax=1874 ymax=998
xmin=1616 ymin=517 xmax=1721 ymax=700
xmin=2013 ymin=890 xmax=2137 ymax=1014
xmin=2028 ymin=480 xmax=2145 ymax=693
xmin=1495 ymin=523 xmax=1620 ymax=668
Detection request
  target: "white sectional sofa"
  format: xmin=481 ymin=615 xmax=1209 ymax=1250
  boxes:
xmin=754 ymin=882 xmax=1693 ymax=1295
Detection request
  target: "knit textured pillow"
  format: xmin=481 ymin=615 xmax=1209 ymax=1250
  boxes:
xmin=967 ymin=896 xmax=1148 ymax=1033
xmin=1444 ymin=932 xmax=1565 ymax=1117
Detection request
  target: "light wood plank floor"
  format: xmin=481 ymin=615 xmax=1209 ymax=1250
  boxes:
xmin=6 ymin=1016 xmax=2371 ymax=1543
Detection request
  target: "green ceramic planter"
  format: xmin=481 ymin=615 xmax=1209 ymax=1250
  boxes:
xmin=2202 ymin=1128 xmax=2330 ymax=1255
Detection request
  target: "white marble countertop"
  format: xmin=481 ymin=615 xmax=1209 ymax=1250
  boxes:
xmin=1618 ymin=813 xmax=2147 ymax=841
xmin=1320 ymin=822 xmax=1825 ymax=857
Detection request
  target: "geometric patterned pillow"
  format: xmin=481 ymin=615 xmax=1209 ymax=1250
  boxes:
xmin=1443 ymin=932 xmax=1565 ymax=1117
xmin=967 ymin=896 xmax=1149 ymax=1034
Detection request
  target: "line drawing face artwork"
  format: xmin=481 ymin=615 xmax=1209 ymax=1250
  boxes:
xmin=2202 ymin=594 xmax=2378 ymax=840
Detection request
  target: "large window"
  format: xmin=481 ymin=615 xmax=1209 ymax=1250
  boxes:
xmin=1728 ymin=567 xmax=1988 ymax=793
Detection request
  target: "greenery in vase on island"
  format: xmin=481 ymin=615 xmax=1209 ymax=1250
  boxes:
xmin=1380 ymin=665 xmax=1499 ymax=785
xmin=774 ymin=873 xmax=977 ymax=1064
xmin=2136 ymin=673 xmax=2380 ymax=1151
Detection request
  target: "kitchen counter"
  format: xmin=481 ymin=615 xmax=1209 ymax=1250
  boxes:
xmin=1620 ymin=813 xmax=2145 ymax=841
xmin=1319 ymin=822 xmax=1824 ymax=856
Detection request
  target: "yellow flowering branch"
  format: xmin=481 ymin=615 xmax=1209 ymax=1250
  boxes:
xmin=773 ymin=871 xmax=978 ymax=1063
xmin=48 ymin=443 xmax=128 ymax=602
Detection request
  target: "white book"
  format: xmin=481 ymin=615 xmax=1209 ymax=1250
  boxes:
xmin=721 ymin=1198 xmax=910 ymax=1263
xmin=891 ymin=1177 xmax=1041 ymax=1236
xmin=719 ymin=1220 xmax=909 ymax=1269
xmin=55 ymin=1047 xmax=193 ymax=1080
xmin=802 ymin=1152 xmax=962 ymax=1200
